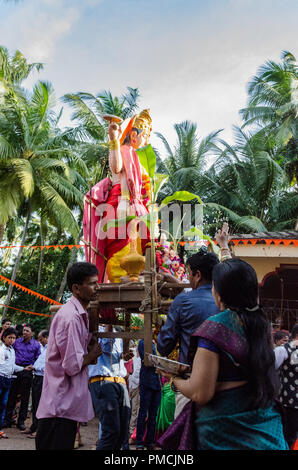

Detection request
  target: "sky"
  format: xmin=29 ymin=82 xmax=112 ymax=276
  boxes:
xmin=0 ymin=0 xmax=297 ymax=154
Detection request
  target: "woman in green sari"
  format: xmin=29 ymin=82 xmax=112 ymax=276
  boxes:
xmin=155 ymin=379 xmax=176 ymax=441
xmin=158 ymin=259 xmax=288 ymax=450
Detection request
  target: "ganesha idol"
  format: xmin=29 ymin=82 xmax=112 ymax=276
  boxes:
xmin=83 ymin=109 xmax=152 ymax=284
xmin=155 ymin=242 xmax=187 ymax=282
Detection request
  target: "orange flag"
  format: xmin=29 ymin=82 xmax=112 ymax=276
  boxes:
xmin=0 ymin=274 xmax=62 ymax=305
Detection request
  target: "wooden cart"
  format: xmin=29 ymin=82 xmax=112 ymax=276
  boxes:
xmin=87 ymin=247 xmax=187 ymax=365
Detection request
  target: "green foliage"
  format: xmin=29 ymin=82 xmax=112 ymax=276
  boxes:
xmin=240 ymin=51 xmax=298 ymax=184
xmin=136 ymin=144 xmax=156 ymax=179
xmin=0 ymin=244 xmax=74 ymax=328
xmin=131 ymin=314 xmax=144 ymax=330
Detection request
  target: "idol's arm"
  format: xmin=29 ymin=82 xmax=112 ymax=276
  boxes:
xmin=108 ymin=122 xmax=123 ymax=174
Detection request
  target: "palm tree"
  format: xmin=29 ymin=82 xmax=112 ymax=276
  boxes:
xmin=198 ymin=126 xmax=298 ymax=234
xmin=240 ymin=51 xmax=298 ymax=183
xmin=0 ymin=46 xmax=44 ymax=241
xmin=155 ymin=120 xmax=223 ymax=201
xmin=0 ymin=80 xmax=87 ymax=315
xmin=0 ymin=45 xmax=43 ymax=89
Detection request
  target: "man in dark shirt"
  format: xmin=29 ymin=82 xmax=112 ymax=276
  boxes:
xmin=4 ymin=324 xmax=40 ymax=430
xmin=135 ymin=339 xmax=161 ymax=450
xmin=157 ymin=247 xmax=220 ymax=417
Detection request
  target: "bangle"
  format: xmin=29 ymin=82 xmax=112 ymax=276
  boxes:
xmin=109 ymin=140 xmax=120 ymax=151
xmin=121 ymin=190 xmax=130 ymax=200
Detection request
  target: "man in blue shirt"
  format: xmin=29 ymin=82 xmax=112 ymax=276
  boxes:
xmin=88 ymin=325 xmax=131 ymax=450
xmin=157 ymin=247 xmax=220 ymax=417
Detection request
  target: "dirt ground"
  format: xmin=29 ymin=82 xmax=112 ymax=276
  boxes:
xmin=0 ymin=416 xmax=99 ymax=450
xmin=0 ymin=415 xmax=138 ymax=451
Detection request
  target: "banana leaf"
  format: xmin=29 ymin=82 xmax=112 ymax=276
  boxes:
xmin=160 ymin=191 xmax=203 ymax=208
xmin=135 ymin=143 xmax=156 ymax=179
xmin=153 ymin=173 xmax=169 ymax=202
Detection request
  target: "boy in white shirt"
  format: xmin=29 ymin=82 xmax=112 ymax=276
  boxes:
xmin=0 ymin=328 xmax=32 ymax=438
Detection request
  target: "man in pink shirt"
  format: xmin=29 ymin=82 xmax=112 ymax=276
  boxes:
xmin=35 ymin=262 xmax=102 ymax=450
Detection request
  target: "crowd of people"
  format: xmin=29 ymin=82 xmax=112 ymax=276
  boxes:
xmin=0 ymin=321 xmax=48 ymax=440
xmin=0 ymin=226 xmax=297 ymax=451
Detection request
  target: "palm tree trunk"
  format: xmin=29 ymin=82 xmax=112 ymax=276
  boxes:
xmin=37 ymin=222 xmax=45 ymax=289
xmin=0 ymin=223 xmax=6 ymax=244
xmin=2 ymin=204 xmax=31 ymax=319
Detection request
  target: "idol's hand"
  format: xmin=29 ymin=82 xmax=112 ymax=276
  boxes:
xmin=108 ymin=122 xmax=122 ymax=141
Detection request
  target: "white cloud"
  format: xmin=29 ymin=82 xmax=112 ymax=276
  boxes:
xmin=1 ymin=0 xmax=83 ymax=62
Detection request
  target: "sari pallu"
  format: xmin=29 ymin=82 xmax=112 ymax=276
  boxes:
xmin=83 ymin=177 xmax=112 ymax=283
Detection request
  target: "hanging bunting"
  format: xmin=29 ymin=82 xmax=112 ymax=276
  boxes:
xmin=0 ymin=274 xmax=62 ymax=305
xmin=0 ymin=244 xmax=83 ymax=250
xmin=0 ymin=303 xmax=51 ymax=317
xmin=0 ymin=239 xmax=297 ymax=250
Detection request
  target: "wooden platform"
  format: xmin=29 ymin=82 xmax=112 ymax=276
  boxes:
xmin=87 ymin=247 xmax=188 ymax=366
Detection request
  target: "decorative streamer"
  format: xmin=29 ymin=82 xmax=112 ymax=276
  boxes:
xmin=0 ymin=244 xmax=83 ymax=250
xmin=0 ymin=274 xmax=62 ymax=305
xmin=0 ymin=239 xmax=296 ymax=249
xmin=0 ymin=303 xmax=51 ymax=318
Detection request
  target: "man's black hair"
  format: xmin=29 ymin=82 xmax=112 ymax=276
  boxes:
xmin=2 ymin=327 xmax=17 ymax=339
xmin=1 ymin=318 xmax=12 ymax=326
xmin=39 ymin=330 xmax=49 ymax=338
xmin=67 ymin=262 xmax=99 ymax=291
xmin=290 ymin=323 xmax=298 ymax=339
xmin=23 ymin=323 xmax=34 ymax=332
xmin=186 ymin=250 xmax=219 ymax=283
xmin=273 ymin=330 xmax=289 ymax=343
